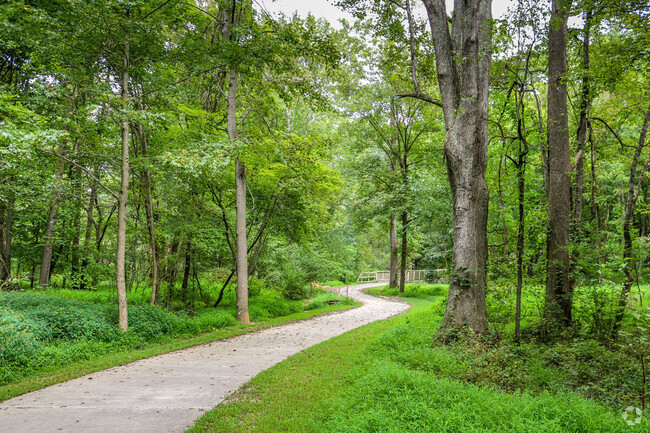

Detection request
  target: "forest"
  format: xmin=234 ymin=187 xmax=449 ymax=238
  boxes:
xmin=1 ymin=0 xmax=650 ymax=430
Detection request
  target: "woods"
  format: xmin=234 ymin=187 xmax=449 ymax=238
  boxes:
xmin=2 ymin=0 xmax=650 ymax=421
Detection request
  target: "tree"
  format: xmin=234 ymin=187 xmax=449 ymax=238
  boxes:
xmin=544 ymin=0 xmax=574 ymax=336
xmin=421 ymin=0 xmax=492 ymax=335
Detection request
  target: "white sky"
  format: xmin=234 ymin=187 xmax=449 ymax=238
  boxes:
xmin=257 ymin=0 xmax=515 ymax=27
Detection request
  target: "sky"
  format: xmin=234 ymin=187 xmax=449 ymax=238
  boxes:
xmin=256 ymin=0 xmax=516 ymax=27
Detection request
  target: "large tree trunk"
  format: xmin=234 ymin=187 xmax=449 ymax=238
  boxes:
xmin=389 ymin=215 xmax=399 ymax=289
xmin=39 ymin=146 xmax=65 ymax=288
xmin=544 ymin=0 xmax=574 ymax=335
xmin=116 ymin=40 xmax=130 ymax=332
xmin=421 ymin=0 xmax=492 ymax=335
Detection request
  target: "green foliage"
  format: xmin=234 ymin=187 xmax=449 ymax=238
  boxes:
xmin=0 ymin=284 xmax=343 ymax=385
xmin=325 ymin=361 xmax=637 ymax=433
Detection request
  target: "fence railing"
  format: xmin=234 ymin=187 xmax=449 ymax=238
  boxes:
xmin=357 ymin=269 xmax=432 ymax=284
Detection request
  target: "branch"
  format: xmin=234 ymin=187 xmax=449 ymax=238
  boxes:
xmin=591 ymin=116 xmax=635 ymax=149
xmin=141 ymin=0 xmax=174 ymax=21
xmin=396 ymin=92 xmax=442 ymax=108
xmin=41 ymin=149 xmax=119 ymax=199
xmin=179 ymin=2 xmax=221 ymax=22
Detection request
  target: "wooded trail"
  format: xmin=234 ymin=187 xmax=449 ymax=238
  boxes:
xmin=0 ymin=283 xmax=408 ymax=433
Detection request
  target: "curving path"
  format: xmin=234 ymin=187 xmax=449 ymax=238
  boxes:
xmin=0 ymin=283 xmax=407 ymax=433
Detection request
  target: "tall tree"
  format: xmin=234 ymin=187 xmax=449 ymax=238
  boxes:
xmin=544 ymin=0 xmax=573 ymax=335
xmin=421 ymin=0 xmax=492 ymax=335
xmin=223 ymin=0 xmax=250 ymax=324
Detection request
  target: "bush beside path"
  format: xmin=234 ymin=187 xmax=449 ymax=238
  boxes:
xmin=0 ymin=282 xmax=407 ymax=433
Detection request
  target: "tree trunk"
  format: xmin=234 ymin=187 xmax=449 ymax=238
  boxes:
xmin=80 ymin=176 xmax=96 ymax=290
xmin=0 ymin=187 xmax=14 ymax=282
xmin=39 ymin=146 xmax=65 ymax=288
xmin=138 ymin=128 xmax=160 ymax=305
xmin=421 ymin=0 xmax=492 ymax=335
xmin=71 ymin=167 xmax=83 ymax=289
xmin=116 ymin=40 xmax=130 ymax=332
xmin=163 ymin=239 xmax=179 ymax=307
xmin=515 ymin=151 xmax=526 ymax=344
xmin=181 ymin=236 xmax=192 ymax=307
xmin=0 ymin=198 xmax=5 ymax=281
xmin=614 ymin=104 xmax=650 ymax=333
xmin=545 ymin=0 xmax=574 ymax=336
xmin=389 ymin=215 xmax=399 ymax=289
xmin=235 ymin=155 xmax=250 ymax=323
xmin=224 ymin=3 xmax=250 ymax=324
xmin=573 ymin=10 xmax=591 ymax=224
xmin=400 ymin=211 xmax=408 ymax=293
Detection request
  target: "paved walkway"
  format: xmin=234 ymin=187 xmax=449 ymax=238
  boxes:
xmin=0 ymin=283 xmax=407 ymax=432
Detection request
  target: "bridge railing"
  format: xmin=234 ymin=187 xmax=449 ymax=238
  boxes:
xmin=357 ymin=270 xmax=431 ymax=284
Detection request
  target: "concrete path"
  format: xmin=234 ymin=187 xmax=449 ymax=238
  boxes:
xmin=0 ymin=283 xmax=407 ymax=433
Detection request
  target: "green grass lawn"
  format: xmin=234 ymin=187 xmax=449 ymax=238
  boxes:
xmin=188 ymin=283 xmax=644 ymax=433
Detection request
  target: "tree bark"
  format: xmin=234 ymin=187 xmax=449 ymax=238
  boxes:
xmin=400 ymin=211 xmax=408 ymax=293
xmin=0 ymin=186 xmax=14 ymax=282
xmin=235 ymin=155 xmax=250 ymax=323
xmin=116 ymin=39 xmax=130 ymax=332
xmin=224 ymin=1 xmax=250 ymax=324
xmin=544 ymin=0 xmax=574 ymax=335
xmin=181 ymin=236 xmax=192 ymax=307
xmin=614 ymin=104 xmax=650 ymax=333
xmin=136 ymin=126 xmax=161 ymax=305
xmin=421 ymin=0 xmax=492 ymax=335
xmin=79 ymin=175 xmax=96 ymax=290
xmin=39 ymin=146 xmax=65 ymax=288
xmin=389 ymin=215 xmax=399 ymax=289
xmin=573 ymin=10 xmax=591 ymax=224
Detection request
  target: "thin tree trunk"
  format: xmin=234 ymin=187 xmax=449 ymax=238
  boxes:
xmin=181 ymin=236 xmax=191 ymax=307
xmin=389 ymin=215 xmax=399 ymax=289
xmin=116 ymin=39 xmax=130 ymax=331
xmin=515 ymin=144 xmax=527 ymax=343
xmin=80 ymin=177 xmax=96 ymax=290
xmin=614 ymin=104 xmax=650 ymax=333
xmin=70 ymin=167 xmax=83 ymax=289
xmin=590 ymin=130 xmax=603 ymax=277
xmin=573 ymin=10 xmax=591 ymax=224
xmin=39 ymin=146 xmax=65 ymax=288
xmin=224 ymin=2 xmax=249 ymax=324
xmin=163 ymin=239 xmax=179 ymax=307
xmin=235 ymin=155 xmax=250 ymax=323
xmin=544 ymin=0 xmax=574 ymax=336
xmin=0 ymin=187 xmax=14 ymax=282
xmin=138 ymin=129 xmax=161 ymax=305
xmin=498 ymin=153 xmax=508 ymax=261
xmin=0 ymin=198 xmax=5 ymax=281
xmin=400 ymin=211 xmax=408 ymax=293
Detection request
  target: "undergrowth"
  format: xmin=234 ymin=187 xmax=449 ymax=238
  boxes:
xmin=191 ymin=283 xmax=649 ymax=432
xmin=0 ymin=283 xmax=341 ymax=386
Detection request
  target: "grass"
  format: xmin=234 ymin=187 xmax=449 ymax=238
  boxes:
xmin=189 ymin=283 xmax=645 ymax=432
xmin=0 ymin=286 xmax=358 ymax=402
